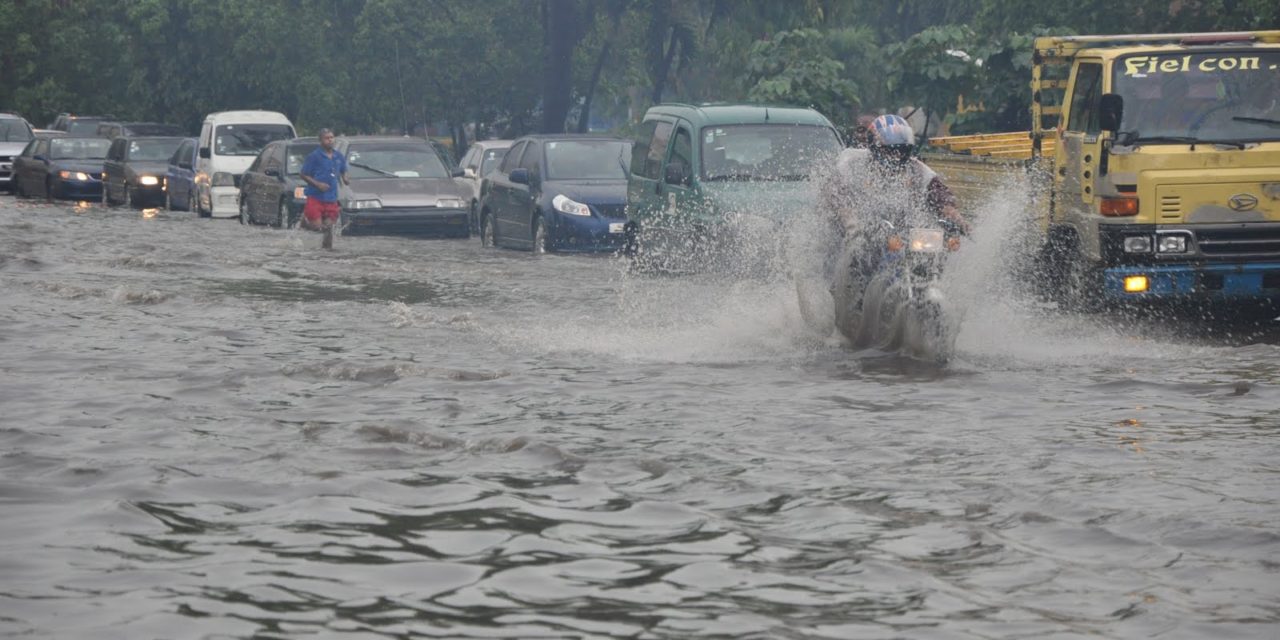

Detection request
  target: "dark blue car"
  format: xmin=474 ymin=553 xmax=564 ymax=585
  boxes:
xmin=164 ymin=138 xmax=198 ymax=211
xmin=478 ymin=134 xmax=631 ymax=253
xmin=11 ymin=135 xmax=110 ymax=200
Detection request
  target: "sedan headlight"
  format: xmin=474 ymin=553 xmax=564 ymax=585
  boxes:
xmin=58 ymin=170 xmax=91 ymax=181
xmin=1157 ymin=234 xmax=1188 ymax=253
xmin=211 ymin=172 xmax=236 ymax=187
xmin=348 ymin=199 xmax=382 ymax=210
xmin=138 ymin=175 xmax=160 ymax=186
xmin=436 ymin=197 xmax=465 ymax=209
xmin=552 ymin=194 xmax=591 ymax=216
xmin=1123 ymin=235 xmax=1153 ymax=253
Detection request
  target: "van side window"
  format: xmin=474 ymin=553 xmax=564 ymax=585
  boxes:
xmin=670 ymin=127 xmax=693 ymax=174
xmin=643 ymin=122 xmax=673 ymax=180
xmin=1067 ymin=62 xmax=1103 ymax=134
xmin=630 ymin=121 xmax=657 ymax=178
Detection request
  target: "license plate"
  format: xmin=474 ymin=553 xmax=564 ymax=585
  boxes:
xmin=609 ymin=222 xmax=625 ymax=234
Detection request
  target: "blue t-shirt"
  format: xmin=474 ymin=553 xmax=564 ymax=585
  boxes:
xmin=302 ymin=148 xmax=347 ymax=202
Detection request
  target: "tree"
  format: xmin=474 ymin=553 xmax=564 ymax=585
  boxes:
xmin=745 ymin=29 xmax=857 ymax=121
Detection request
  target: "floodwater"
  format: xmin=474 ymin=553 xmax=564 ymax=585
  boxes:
xmin=1 ymin=193 xmax=1278 ymax=640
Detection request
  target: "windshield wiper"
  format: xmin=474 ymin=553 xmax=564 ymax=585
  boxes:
xmin=1233 ymin=116 xmax=1280 ymax=127
xmin=1121 ymin=135 xmax=1245 ymax=150
xmin=349 ymin=161 xmax=397 ymax=177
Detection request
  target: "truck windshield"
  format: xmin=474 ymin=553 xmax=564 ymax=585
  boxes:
xmin=1114 ymin=51 xmax=1280 ymax=143
xmin=702 ymin=124 xmax=842 ymax=181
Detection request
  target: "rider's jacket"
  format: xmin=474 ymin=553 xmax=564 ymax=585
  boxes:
xmin=820 ymin=147 xmax=958 ymax=236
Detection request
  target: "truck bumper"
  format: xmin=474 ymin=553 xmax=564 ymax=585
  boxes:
xmin=1102 ymin=263 xmax=1280 ymax=300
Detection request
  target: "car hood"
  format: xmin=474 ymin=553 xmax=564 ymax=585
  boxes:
xmin=344 ymin=177 xmax=469 ymax=206
xmin=52 ymin=159 xmax=106 ymax=173
xmin=700 ymin=180 xmax=816 ymax=220
xmin=548 ymin=179 xmax=627 ymax=205
xmin=0 ymin=141 xmax=29 ymax=155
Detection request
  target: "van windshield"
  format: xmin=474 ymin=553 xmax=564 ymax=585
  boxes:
xmin=214 ymin=124 xmax=294 ymax=156
xmin=701 ymin=124 xmax=842 ymax=181
xmin=1114 ymin=51 xmax=1280 ymax=143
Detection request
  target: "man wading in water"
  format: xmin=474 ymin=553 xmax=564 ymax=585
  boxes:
xmin=300 ymin=129 xmax=349 ymax=249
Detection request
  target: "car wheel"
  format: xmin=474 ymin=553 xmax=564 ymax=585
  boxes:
xmin=481 ymin=213 xmax=497 ymax=248
xmin=238 ymin=198 xmax=249 ymax=225
xmin=276 ymin=198 xmax=289 ymax=229
xmin=532 ymin=215 xmax=548 ymax=254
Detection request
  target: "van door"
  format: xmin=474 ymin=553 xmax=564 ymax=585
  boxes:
xmin=626 ymin=118 xmax=674 ymax=228
xmin=1055 ymin=59 xmax=1105 ymax=242
xmin=660 ymin=121 xmax=697 ymax=226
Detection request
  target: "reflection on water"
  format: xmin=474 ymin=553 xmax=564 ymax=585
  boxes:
xmin=1 ymin=196 xmax=1279 ymax=638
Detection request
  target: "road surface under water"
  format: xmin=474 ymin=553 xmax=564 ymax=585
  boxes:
xmin=1 ymin=194 xmax=1278 ymax=639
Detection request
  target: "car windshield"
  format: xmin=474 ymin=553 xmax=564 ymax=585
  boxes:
xmin=346 ymin=144 xmax=448 ymax=179
xmin=214 ymin=124 xmax=294 ymax=156
xmin=51 ymin=138 xmax=111 ymax=159
xmin=286 ymin=144 xmax=319 ymax=175
xmin=127 ymin=139 xmax=184 ymax=162
xmin=1114 ymin=51 xmax=1280 ymax=143
xmin=701 ymin=124 xmax=842 ymax=181
xmin=544 ymin=140 xmax=631 ymax=180
xmin=0 ymin=119 xmax=33 ymax=142
xmin=479 ymin=147 xmax=509 ymax=175
xmin=67 ymin=121 xmax=102 ymax=136
xmin=126 ymin=123 xmax=183 ymax=136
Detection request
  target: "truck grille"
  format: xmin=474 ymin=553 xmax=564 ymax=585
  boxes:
xmin=1196 ymin=226 xmax=1280 ymax=259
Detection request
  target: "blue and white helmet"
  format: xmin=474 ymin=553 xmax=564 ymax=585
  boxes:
xmin=869 ymin=114 xmax=914 ymax=147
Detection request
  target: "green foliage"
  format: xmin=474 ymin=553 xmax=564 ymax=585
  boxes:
xmin=745 ymin=29 xmax=858 ymax=120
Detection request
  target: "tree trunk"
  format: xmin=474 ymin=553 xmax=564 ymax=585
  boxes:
xmin=576 ymin=40 xmax=612 ymax=133
xmin=540 ymin=0 xmax=578 ymax=133
xmin=649 ymin=28 xmax=680 ymax=105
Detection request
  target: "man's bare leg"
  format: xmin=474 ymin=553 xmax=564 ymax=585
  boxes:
xmin=322 ymin=221 xmax=334 ymax=249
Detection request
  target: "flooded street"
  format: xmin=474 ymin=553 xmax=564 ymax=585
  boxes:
xmin=2 ymin=196 xmax=1278 ymax=639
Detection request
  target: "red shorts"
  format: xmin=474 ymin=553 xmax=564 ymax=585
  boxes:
xmin=304 ymin=197 xmax=340 ymax=226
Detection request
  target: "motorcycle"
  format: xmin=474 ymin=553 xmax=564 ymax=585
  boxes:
xmin=801 ymin=217 xmax=960 ymax=362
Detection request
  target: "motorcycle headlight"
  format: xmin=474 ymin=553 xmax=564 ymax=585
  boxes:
xmin=348 ymin=199 xmax=382 ymax=210
xmin=138 ymin=175 xmax=160 ymax=186
xmin=1123 ymin=235 xmax=1153 ymax=254
xmin=908 ymin=228 xmax=945 ymax=253
xmin=552 ymin=194 xmax=591 ymax=216
xmin=436 ymin=197 xmax=465 ymax=209
xmin=211 ymin=172 xmax=236 ymax=187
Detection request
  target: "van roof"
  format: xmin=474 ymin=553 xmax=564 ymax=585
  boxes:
xmin=202 ymin=110 xmax=294 ymax=125
xmin=644 ymin=103 xmax=835 ymax=128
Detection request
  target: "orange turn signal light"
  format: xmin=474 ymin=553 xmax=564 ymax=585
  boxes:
xmin=887 ymin=236 xmax=904 ymax=252
xmin=1100 ymin=197 xmax=1139 ymax=217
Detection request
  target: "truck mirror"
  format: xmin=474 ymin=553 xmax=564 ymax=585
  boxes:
xmin=664 ymin=161 xmax=689 ymax=186
xmin=1100 ymin=94 xmax=1124 ymax=133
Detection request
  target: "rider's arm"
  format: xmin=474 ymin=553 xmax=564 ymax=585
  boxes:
xmin=926 ymin=177 xmax=969 ymax=235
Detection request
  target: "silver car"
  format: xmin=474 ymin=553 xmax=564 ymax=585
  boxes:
xmin=334 ymin=136 xmax=471 ymax=237
xmin=456 ymin=139 xmax=512 ymax=232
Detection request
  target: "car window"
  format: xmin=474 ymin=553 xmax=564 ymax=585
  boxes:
xmin=499 ymin=142 xmax=525 ymax=174
xmin=127 ymin=139 xmax=184 ymax=162
xmin=545 ymin=140 xmax=631 ymax=180
xmin=1067 ymin=62 xmax=1103 ymax=134
xmin=630 ymin=121 xmax=657 ymax=178
xmin=642 ymin=121 xmax=673 ymax=180
xmin=479 ymin=147 xmax=507 ymax=175
xmin=346 ymin=143 xmax=449 ymax=179
xmin=0 ymin=118 xmax=33 ymax=142
xmin=462 ymin=148 xmax=477 ymax=170
xmin=51 ymin=138 xmax=110 ymax=160
xmin=286 ymin=144 xmax=318 ymax=175
xmin=517 ymin=142 xmax=540 ymax=173
xmin=67 ymin=121 xmax=101 ymax=136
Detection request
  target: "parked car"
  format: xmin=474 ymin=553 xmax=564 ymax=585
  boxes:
xmin=1 ymin=113 xmax=36 ymax=193
xmin=12 ymin=136 xmax=110 ymax=200
xmin=102 ymin=136 xmax=186 ymax=208
xmin=430 ymin=139 xmax=458 ymax=171
xmin=163 ymin=138 xmax=199 ymax=211
xmin=456 ymin=139 xmax=512 ymax=232
xmin=478 ymin=134 xmax=632 ymax=253
xmin=334 ymin=136 xmax=470 ymax=237
xmin=95 ymin=122 xmax=184 ymax=139
xmin=195 ymin=110 xmax=297 ymax=218
xmin=47 ymin=114 xmax=115 ymax=136
xmin=624 ymin=103 xmax=843 ymax=270
xmin=238 ymin=137 xmax=319 ymax=227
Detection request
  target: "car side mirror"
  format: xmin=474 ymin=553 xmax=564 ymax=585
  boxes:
xmin=664 ymin=161 xmax=690 ymax=186
xmin=264 ymin=168 xmax=280 ymax=178
xmin=179 ymin=161 xmax=192 ymax=170
xmin=199 ymin=147 xmax=210 ymax=159
xmin=451 ymin=167 xmax=464 ymax=178
xmin=509 ymin=168 xmax=529 ymax=185
xmin=464 ymin=167 xmax=477 ymax=178
xmin=1100 ymin=93 xmax=1124 ymax=133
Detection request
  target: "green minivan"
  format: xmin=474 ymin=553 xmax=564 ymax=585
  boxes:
xmin=625 ymin=103 xmax=843 ymax=271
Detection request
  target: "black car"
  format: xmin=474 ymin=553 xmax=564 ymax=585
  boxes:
xmin=238 ymin=137 xmax=319 ymax=228
xmin=12 ymin=135 xmax=109 ymax=200
xmin=95 ymin=122 xmax=185 ymax=139
xmin=47 ymin=114 xmax=115 ymax=136
xmin=102 ymin=136 xmax=185 ymax=208
xmin=479 ymin=134 xmax=631 ymax=253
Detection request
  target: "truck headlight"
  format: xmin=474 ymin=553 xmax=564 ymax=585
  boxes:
xmin=348 ymin=199 xmax=382 ymax=210
xmin=552 ymin=194 xmax=591 ymax=216
xmin=138 ymin=175 xmax=160 ymax=186
xmin=1157 ymin=235 xmax=1188 ymax=253
xmin=1123 ymin=236 xmax=1153 ymax=253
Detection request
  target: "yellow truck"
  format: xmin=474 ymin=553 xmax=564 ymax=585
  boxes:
xmin=924 ymin=31 xmax=1280 ymax=307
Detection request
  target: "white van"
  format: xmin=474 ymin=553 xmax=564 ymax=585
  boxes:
xmin=195 ymin=110 xmax=296 ymax=217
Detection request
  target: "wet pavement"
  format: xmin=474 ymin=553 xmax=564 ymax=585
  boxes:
xmin=1 ymin=195 xmax=1278 ymax=639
